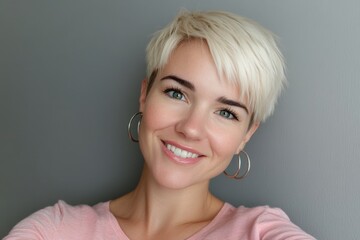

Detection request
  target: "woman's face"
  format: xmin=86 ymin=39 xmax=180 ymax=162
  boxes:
xmin=138 ymin=40 xmax=259 ymax=189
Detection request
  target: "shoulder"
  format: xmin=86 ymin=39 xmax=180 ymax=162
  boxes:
xmin=4 ymin=200 xmax=111 ymax=240
xmin=53 ymin=200 xmax=110 ymax=220
xmin=195 ymin=203 xmax=316 ymax=240
xmin=27 ymin=200 xmax=110 ymax=225
xmin=225 ymin=203 xmax=292 ymax=223
xmin=210 ymin=203 xmax=293 ymax=230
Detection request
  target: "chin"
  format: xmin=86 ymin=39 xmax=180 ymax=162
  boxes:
xmin=150 ymin=168 xmax=204 ymax=190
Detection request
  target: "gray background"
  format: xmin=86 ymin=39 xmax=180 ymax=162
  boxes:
xmin=1 ymin=0 xmax=359 ymax=239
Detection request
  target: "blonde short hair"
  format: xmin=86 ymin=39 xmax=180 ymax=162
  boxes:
xmin=146 ymin=10 xmax=286 ymax=122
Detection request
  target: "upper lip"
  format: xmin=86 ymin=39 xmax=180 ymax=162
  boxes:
xmin=162 ymin=140 xmax=205 ymax=157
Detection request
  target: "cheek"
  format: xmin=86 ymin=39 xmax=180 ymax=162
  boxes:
xmin=143 ymin=107 xmax=162 ymax=129
xmin=209 ymin=127 xmax=247 ymax=159
xmin=138 ymin=102 xmax=166 ymax=161
xmin=141 ymin=91 xmax=187 ymax=133
xmin=140 ymin=97 xmax=175 ymax=135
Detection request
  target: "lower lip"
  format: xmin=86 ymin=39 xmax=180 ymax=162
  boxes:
xmin=162 ymin=143 xmax=202 ymax=165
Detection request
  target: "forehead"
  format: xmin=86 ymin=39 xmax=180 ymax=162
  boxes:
xmin=158 ymin=40 xmax=243 ymax=98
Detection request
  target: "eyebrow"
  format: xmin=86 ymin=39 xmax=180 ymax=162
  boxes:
xmin=160 ymin=75 xmax=195 ymax=91
xmin=160 ymin=74 xmax=249 ymax=114
xmin=217 ymin=97 xmax=249 ymax=114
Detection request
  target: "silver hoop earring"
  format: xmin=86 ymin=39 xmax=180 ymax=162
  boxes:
xmin=128 ymin=112 xmax=142 ymax=142
xmin=224 ymin=150 xmax=251 ymax=180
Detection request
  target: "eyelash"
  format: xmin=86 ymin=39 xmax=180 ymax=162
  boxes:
xmin=163 ymin=87 xmax=239 ymax=121
xmin=219 ymin=107 xmax=239 ymax=121
xmin=163 ymin=87 xmax=186 ymax=101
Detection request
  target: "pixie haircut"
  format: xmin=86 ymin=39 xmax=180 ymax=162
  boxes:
xmin=146 ymin=10 xmax=286 ymax=122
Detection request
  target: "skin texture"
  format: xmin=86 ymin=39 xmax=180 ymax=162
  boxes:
xmin=110 ymin=40 xmax=259 ymax=240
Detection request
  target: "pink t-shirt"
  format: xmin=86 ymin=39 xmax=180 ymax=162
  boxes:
xmin=4 ymin=200 xmax=315 ymax=240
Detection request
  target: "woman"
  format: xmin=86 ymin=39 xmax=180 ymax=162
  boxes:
xmin=4 ymin=10 xmax=315 ymax=240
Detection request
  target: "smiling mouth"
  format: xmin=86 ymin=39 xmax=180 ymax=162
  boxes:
xmin=165 ymin=143 xmax=200 ymax=159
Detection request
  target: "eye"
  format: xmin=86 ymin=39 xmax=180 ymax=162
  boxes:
xmin=164 ymin=88 xmax=186 ymax=101
xmin=217 ymin=108 xmax=238 ymax=120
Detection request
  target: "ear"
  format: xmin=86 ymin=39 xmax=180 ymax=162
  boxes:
xmin=139 ymin=79 xmax=147 ymax=112
xmin=236 ymin=122 xmax=260 ymax=153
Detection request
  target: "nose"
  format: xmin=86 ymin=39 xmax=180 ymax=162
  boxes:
xmin=175 ymin=107 xmax=207 ymax=140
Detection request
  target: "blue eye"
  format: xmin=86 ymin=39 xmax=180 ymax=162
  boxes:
xmin=217 ymin=109 xmax=238 ymax=120
xmin=164 ymin=88 xmax=185 ymax=101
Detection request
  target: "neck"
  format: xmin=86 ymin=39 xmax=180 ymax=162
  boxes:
xmin=111 ymin=166 xmax=223 ymax=233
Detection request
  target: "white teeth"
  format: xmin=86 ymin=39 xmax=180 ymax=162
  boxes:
xmin=166 ymin=144 xmax=199 ymax=158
